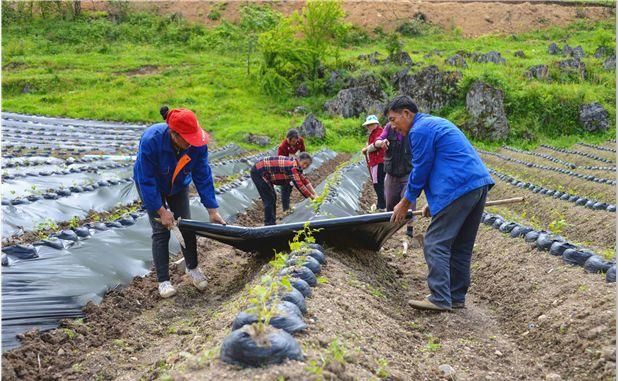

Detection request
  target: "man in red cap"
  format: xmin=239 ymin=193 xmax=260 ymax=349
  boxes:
xmin=134 ymin=106 xmax=226 ymax=298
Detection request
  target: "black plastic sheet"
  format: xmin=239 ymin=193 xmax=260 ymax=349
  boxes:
xmin=180 ymin=212 xmax=412 ymax=254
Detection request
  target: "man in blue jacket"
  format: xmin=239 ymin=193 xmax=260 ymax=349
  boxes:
xmin=387 ymin=96 xmax=494 ymax=312
xmin=134 ymin=107 xmax=226 ymax=298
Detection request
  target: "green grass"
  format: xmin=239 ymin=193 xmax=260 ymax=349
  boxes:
xmin=2 ymin=8 xmax=615 ymax=152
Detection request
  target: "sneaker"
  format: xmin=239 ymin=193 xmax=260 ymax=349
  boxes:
xmin=452 ymin=302 xmax=466 ymax=309
xmin=158 ymin=281 xmax=177 ymax=298
xmin=186 ymin=266 xmax=208 ymax=291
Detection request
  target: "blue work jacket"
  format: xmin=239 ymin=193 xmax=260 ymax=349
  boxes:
xmin=404 ymin=113 xmax=494 ymax=216
xmin=133 ymin=123 xmax=218 ymax=212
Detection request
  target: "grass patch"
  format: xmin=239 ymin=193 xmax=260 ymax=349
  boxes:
xmin=2 ymin=6 xmax=615 ymax=152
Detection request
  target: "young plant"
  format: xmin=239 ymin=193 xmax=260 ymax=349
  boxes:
xmin=68 ymin=216 xmax=80 ymax=230
xmin=245 ymin=274 xmax=291 ymax=338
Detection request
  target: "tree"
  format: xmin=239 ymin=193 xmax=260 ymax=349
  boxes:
xmin=240 ymin=4 xmax=281 ymax=75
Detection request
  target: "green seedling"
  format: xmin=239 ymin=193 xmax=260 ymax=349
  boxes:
xmin=68 ymin=216 xmax=80 ymax=229
xmin=375 ymin=358 xmax=390 ymax=379
xmin=422 ymin=336 xmax=441 ymax=352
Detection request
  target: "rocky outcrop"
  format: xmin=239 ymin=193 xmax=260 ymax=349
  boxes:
xmin=563 ymin=44 xmax=585 ymax=60
xmin=323 ymin=86 xmax=386 ymax=118
xmin=473 ymin=51 xmax=505 ymax=64
xmin=594 ymin=46 xmax=607 ymax=58
xmin=396 ymin=65 xmax=462 ymax=113
xmin=388 ymin=51 xmax=413 ymax=66
xmin=295 ymin=83 xmax=309 ymax=97
xmin=548 ymin=43 xmax=561 ymax=55
xmin=299 ymin=114 xmax=326 ymax=138
xmin=557 ymin=58 xmax=586 ymax=80
xmin=579 ymin=103 xmax=610 ymax=132
xmin=245 ymin=133 xmax=271 ymax=146
xmin=514 ymin=50 xmax=526 ymax=58
xmin=445 ymin=54 xmax=468 ymax=68
xmin=603 ymin=55 xmax=615 ymax=71
xmin=464 ymin=81 xmax=509 ymax=141
xmin=524 ymin=64 xmax=549 ymax=81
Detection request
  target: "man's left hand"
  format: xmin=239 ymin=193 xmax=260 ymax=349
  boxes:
xmin=391 ymin=198 xmax=411 ymax=223
xmin=208 ymin=209 xmax=227 ymax=225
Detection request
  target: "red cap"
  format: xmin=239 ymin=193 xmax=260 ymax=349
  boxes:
xmin=165 ymin=108 xmax=209 ymax=147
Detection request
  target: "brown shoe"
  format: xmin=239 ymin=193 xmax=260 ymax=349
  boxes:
xmin=408 ymin=298 xmax=451 ymax=312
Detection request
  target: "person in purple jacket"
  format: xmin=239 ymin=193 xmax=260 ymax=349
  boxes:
xmin=386 ymin=95 xmax=494 ymax=312
xmin=372 ymin=122 xmax=415 ymax=237
xmin=134 ymin=107 xmax=226 ymax=298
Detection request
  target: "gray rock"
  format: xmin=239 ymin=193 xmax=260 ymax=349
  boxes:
xmin=346 ymin=72 xmax=382 ymax=89
xmin=464 ymin=81 xmax=510 ymax=141
xmin=368 ymin=51 xmax=381 ymax=65
xmin=325 ymin=70 xmax=346 ymax=94
xmin=514 ymin=50 xmax=526 ymax=58
xmin=557 ymin=58 xmax=586 ymax=80
xmin=563 ymin=44 xmax=585 ymax=60
xmin=579 ymin=102 xmax=610 ymax=132
xmin=295 ymin=83 xmax=309 ymax=97
xmin=594 ymin=46 xmax=607 ymax=58
xmin=323 ymin=84 xmax=386 ymax=118
xmin=389 ymin=51 xmax=413 ymax=66
xmin=397 ymin=65 xmax=462 ymax=113
xmin=391 ymin=67 xmax=410 ymax=89
xmin=603 ymin=55 xmax=615 ymax=71
xmin=245 ymin=133 xmax=271 ymax=146
xmin=548 ymin=43 xmax=561 ymax=55
xmin=524 ymin=64 xmax=549 ymax=81
xmin=438 ymin=364 xmax=456 ymax=380
xmin=445 ymin=54 xmax=468 ymax=68
xmin=299 ymin=114 xmax=326 ymax=139
xmin=474 ymin=51 xmax=505 ymax=64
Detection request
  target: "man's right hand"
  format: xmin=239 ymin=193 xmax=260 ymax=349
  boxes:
xmin=157 ymin=207 xmax=175 ymax=229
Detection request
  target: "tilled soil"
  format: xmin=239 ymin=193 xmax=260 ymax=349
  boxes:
xmin=487 ymin=179 xmax=616 ymax=252
xmin=2 ymin=155 xmax=615 ymax=381
xmin=1 ymin=154 xmax=349 ymax=381
xmin=537 ymin=147 xmax=616 ymax=167
xmin=482 ymin=154 xmax=615 ymax=203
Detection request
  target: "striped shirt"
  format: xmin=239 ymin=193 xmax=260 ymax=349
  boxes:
xmin=253 ymin=156 xmax=312 ymax=198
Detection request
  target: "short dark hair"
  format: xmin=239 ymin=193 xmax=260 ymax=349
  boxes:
xmin=286 ymin=128 xmax=300 ymax=140
xmin=297 ymin=152 xmax=312 ymax=162
xmin=160 ymin=105 xmax=170 ymax=120
xmin=383 ymin=95 xmax=418 ymax=117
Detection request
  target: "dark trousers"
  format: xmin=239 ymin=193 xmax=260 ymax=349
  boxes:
xmin=139 ymin=186 xmax=198 ymax=282
xmin=423 ymin=185 xmax=488 ymax=308
xmin=280 ymin=183 xmax=293 ymax=211
xmin=373 ymin=163 xmax=386 ymax=210
xmin=251 ymin=168 xmax=277 ymax=226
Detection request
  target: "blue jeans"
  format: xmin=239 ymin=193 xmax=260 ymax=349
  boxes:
xmin=423 ymin=186 xmax=488 ymax=308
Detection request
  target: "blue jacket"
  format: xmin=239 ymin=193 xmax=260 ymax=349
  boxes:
xmin=404 ymin=113 xmax=494 ymax=216
xmin=133 ymin=123 xmax=218 ymax=212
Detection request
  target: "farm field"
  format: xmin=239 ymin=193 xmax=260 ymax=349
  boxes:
xmin=1 ymin=1 xmax=616 ymax=380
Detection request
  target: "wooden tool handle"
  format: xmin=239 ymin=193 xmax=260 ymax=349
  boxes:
xmin=410 ymin=197 xmax=524 ymax=216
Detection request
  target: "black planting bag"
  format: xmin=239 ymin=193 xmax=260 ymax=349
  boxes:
xmin=499 ymin=222 xmax=519 ymax=233
xmin=231 ymin=302 xmax=307 ymax=334
xmin=286 ymin=255 xmax=321 ymax=275
xmin=563 ymin=248 xmax=594 ymax=266
xmin=279 ymin=266 xmax=317 ymax=287
xmin=510 ymin=226 xmax=533 ymax=238
xmin=220 ymin=326 xmax=304 ymax=367
xmin=549 ymin=242 xmax=576 ymax=257
xmin=290 ymin=278 xmax=312 ymax=298
xmin=280 ymin=288 xmax=307 ymax=314
xmin=606 ymin=265 xmax=616 ymax=283
xmin=290 ymin=248 xmax=326 ymax=265
xmin=56 ymin=229 xmax=79 ymax=241
xmin=536 ymin=233 xmax=564 ymax=251
xmin=307 ymin=243 xmax=324 ymax=252
xmin=524 ymin=230 xmax=541 ymax=243
xmin=583 ymin=255 xmax=613 ymax=274
xmin=74 ymin=227 xmax=91 ymax=238
xmin=33 ymin=238 xmax=65 ymax=250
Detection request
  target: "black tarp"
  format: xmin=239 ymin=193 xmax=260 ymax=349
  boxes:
xmin=180 ymin=212 xmax=412 ymax=254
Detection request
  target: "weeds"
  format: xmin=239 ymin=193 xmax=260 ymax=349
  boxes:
xmin=374 ymin=358 xmax=391 ymax=378
xmin=422 ymin=335 xmax=441 ymax=352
